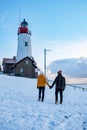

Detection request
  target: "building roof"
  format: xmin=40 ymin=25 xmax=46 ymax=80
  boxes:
xmin=11 ymin=56 xmax=38 ymax=69
xmin=3 ymin=58 xmax=16 ymax=64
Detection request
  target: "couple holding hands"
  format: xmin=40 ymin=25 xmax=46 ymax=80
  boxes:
xmin=37 ymin=70 xmax=66 ymax=104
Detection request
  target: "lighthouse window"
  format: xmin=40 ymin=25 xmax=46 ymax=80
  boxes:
xmin=25 ymin=42 xmax=28 ymax=46
xmin=26 ymin=60 xmax=29 ymax=65
xmin=20 ymin=68 xmax=23 ymax=73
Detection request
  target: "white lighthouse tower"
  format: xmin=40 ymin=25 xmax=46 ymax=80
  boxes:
xmin=17 ymin=19 xmax=32 ymax=62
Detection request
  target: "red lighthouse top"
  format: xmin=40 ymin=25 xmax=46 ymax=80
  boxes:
xmin=18 ymin=19 xmax=28 ymax=34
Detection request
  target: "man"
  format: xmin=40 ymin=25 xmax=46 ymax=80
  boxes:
xmin=51 ymin=70 xmax=66 ymax=104
xmin=37 ymin=71 xmax=50 ymax=102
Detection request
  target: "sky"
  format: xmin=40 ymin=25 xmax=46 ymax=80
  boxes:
xmin=0 ymin=0 xmax=87 ymax=71
xmin=0 ymin=74 xmax=87 ymax=129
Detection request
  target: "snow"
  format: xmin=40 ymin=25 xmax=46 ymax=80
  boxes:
xmin=0 ymin=74 xmax=87 ymax=130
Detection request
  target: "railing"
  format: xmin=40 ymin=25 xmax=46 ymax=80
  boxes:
xmin=48 ymin=80 xmax=87 ymax=92
xmin=67 ymin=84 xmax=87 ymax=91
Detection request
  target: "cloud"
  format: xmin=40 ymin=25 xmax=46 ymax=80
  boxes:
xmin=83 ymin=40 xmax=87 ymax=44
xmin=48 ymin=57 xmax=87 ymax=78
xmin=43 ymin=40 xmax=87 ymax=65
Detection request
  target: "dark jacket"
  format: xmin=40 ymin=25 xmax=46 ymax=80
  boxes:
xmin=52 ymin=74 xmax=66 ymax=90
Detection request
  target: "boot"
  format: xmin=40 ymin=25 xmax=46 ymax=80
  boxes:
xmin=38 ymin=97 xmax=41 ymax=101
xmin=41 ymin=98 xmax=44 ymax=102
xmin=55 ymin=100 xmax=58 ymax=104
xmin=59 ymin=101 xmax=62 ymax=104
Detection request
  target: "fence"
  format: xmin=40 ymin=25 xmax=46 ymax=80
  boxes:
xmin=48 ymin=80 xmax=87 ymax=92
xmin=67 ymin=84 xmax=87 ymax=91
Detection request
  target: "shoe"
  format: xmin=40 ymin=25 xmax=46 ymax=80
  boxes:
xmin=59 ymin=102 xmax=62 ymax=104
xmin=38 ymin=99 xmax=40 ymax=101
xmin=41 ymin=99 xmax=44 ymax=102
xmin=55 ymin=100 xmax=58 ymax=104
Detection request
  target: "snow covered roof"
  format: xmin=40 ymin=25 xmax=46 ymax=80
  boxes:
xmin=3 ymin=58 xmax=16 ymax=64
xmin=10 ymin=56 xmax=38 ymax=70
xmin=16 ymin=56 xmax=37 ymax=67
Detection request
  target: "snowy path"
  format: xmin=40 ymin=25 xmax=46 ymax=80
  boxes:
xmin=0 ymin=75 xmax=87 ymax=130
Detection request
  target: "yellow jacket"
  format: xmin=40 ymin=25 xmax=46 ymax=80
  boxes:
xmin=37 ymin=74 xmax=49 ymax=87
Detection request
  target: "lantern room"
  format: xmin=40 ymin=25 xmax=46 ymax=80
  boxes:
xmin=21 ymin=19 xmax=28 ymax=27
xmin=18 ymin=19 xmax=28 ymax=34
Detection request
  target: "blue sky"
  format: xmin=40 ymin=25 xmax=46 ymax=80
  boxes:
xmin=0 ymin=0 xmax=87 ymax=70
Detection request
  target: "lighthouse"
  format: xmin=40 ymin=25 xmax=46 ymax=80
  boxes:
xmin=17 ymin=19 xmax=32 ymax=62
xmin=2 ymin=18 xmax=38 ymax=78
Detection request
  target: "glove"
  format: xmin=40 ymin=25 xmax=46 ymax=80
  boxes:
xmin=49 ymin=86 xmax=52 ymax=89
xmin=62 ymin=88 xmax=65 ymax=91
xmin=37 ymin=86 xmax=39 ymax=89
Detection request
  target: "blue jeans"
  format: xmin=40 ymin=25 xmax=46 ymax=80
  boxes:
xmin=55 ymin=88 xmax=63 ymax=103
xmin=38 ymin=87 xmax=45 ymax=101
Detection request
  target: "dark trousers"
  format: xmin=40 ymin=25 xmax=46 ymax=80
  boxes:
xmin=55 ymin=88 xmax=63 ymax=103
xmin=38 ymin=87 xmax=45 ymax=101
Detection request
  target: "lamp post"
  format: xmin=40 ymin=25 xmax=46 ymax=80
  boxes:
xmin=44 ymin=49 xmax=51 ymax=76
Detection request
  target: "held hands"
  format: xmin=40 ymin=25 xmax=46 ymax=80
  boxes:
xmin=49 ymin=85 xmax=52 ymax=89
xmin=37 ymin=86 xmax=39 ymax=89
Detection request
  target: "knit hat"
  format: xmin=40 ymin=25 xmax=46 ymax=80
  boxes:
xmin=57 ymin=70 xmax=62 ymax=74
xmin=40 ymin=71 xmax=44 ymax=74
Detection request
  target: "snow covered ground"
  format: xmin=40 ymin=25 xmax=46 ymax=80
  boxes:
xmin=0 ymin=74 xmax=87 ymax=130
